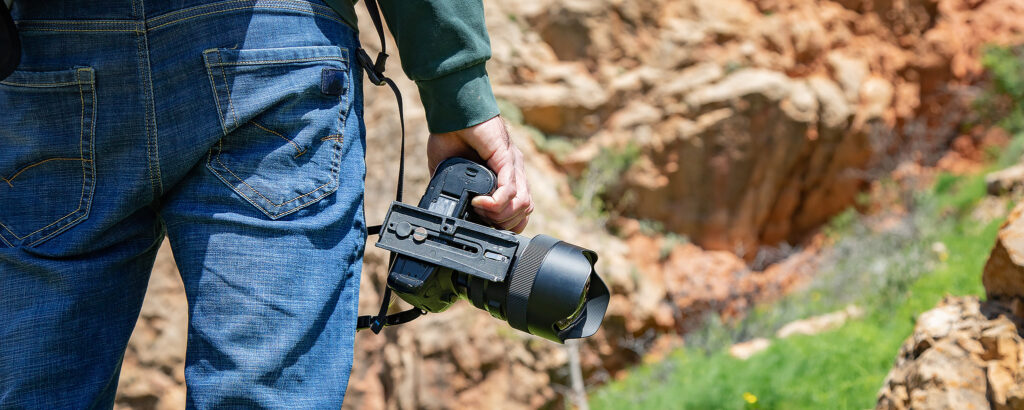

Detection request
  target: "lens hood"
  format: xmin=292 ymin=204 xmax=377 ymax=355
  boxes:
xmin=507 ymin=235 xmax=610 ymax=343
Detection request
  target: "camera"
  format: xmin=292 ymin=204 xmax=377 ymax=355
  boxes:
xmin=374 ymin=157 xmax=609 ymax=343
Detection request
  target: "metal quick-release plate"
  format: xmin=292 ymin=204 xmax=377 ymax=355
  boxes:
xmin=376 ymin=202 xmax=519 ymax=282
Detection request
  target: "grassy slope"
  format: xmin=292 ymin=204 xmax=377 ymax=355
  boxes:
xmin=591 ymin=172 xmax=1003 ymax=410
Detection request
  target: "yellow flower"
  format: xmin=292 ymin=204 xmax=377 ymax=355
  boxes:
xmin=743 ymin=392 xmax=758 ymax=404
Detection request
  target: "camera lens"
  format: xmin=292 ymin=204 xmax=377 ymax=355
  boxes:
xmin=503 ymin=235 xmax=609 ymax=343
xmin=448 ymin=235 xmax=608 ymax=343
xmin=555 ymin=275 xmax=590 ymax=331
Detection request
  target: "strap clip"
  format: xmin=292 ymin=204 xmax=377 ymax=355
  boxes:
xmin=358 ymin=48 xmax=388 ymax=86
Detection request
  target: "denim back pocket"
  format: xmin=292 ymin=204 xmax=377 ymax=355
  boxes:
xmin=202 ymin=46 xmax=349 ymax=219
xmin=0 ymin=67 xmax=96 ymax=248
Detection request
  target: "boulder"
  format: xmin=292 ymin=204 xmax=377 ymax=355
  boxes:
xmin=987 ymin=165 xmax=1024 ymax=196
xmin=729 ymin=338 xmax=772 ymax=360
xmin=876 ymin=296 xmax=1024 ymax=410
xmin=775 ymin=305 xmax=863 ymax=339
xmin=984 ymin=202 xmax=1024 ymax=318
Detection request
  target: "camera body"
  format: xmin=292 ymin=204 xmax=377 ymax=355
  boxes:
xmin=375 ymin=157 xmax=609 ymax=343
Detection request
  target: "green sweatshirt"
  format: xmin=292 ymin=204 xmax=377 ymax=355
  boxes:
xmin=324 ymin=0 xmax=500 ymax=134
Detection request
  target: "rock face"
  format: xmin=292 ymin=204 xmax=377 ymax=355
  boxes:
xmin=875 ymin=296 xmax=1024 ymax=410
xmin=486 ymin=0 xmax=1024 ymax=255
xmin=984 ymin=202 xmax=1024 ymax=318
xmin=613 ymin=70 xmax=873 ymax=257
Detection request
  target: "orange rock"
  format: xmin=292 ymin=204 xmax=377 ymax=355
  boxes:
xmin=984 ymin=203 xmax=1024 ymax=302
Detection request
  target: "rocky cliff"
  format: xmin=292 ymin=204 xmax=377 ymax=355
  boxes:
xmin=489 ymin=0 xmax=1024 ymax=256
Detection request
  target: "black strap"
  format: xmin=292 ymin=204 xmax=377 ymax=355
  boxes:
xmin=0 ymin=0 xmax=21 ymax=81
xmin=356 ymin=0 xmax=389 ymax=88
xmin=356 ymin=299 xmax=425 ymax=330
xmin=356 ymin=0 xmax=417 ymax=333
xmin=363 ymin=0 xmax=388 ymax=78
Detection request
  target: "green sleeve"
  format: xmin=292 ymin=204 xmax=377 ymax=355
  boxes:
xmin=374 ymin=0 xmax=501 ymax=133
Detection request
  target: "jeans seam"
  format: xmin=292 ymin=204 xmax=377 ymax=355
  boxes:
xmin=146 ymin=1 xmax=345 ymax=31
xmin=132 ymin=0 xmax=164 ymax=199
xmin=149 ymin=0 xmax=339 ymax=23
xmin=217 ymin=49 xmax=240 ymax=128
xmin=0 ymin=80 xmax=93 ymax=87
xmin=203 ymin=55 xmax=228 ymax=135
xmin=141 ymin=20 xmax=164 ymax=198
xmin=206 ymin=56 xmax=346 ymax=67
xmin=149 ymin=5 xmax=345 ymax=31
xmin=16 ymin=28 xmax=142 ymax=33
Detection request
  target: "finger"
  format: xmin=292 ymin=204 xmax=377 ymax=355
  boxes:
xmin=471 ymin=182 xmax=515 ymax=212
xmin=495 ymin=211 xmax=527 ymax=232
xmin=513 ymin=156 xmax=531 ymax=212
xmin=508 ymin=215 xmax=530 ymax=234
xmin=474 ymin=192 xmax=532 ymax=227
xmin=471 ymin=159 xmax=516 ymax=212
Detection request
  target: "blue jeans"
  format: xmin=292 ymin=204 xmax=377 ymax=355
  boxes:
xmin=0 ymin=1 xmax=366 ymax=407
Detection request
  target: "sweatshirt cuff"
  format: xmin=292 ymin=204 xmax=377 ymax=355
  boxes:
xmin=415 ymin=63 xmax=501 ymax=134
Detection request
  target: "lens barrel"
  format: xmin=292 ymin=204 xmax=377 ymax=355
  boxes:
xmin=504 ymin=235 xmax=609 ymax=343
xmin=448 ymin=235 xmax=609 ymax=343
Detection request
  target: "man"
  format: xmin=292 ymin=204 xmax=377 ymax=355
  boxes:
xmin=0 ymin=0 xmax=532 ymax=407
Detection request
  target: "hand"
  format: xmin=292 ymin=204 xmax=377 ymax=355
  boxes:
xmin=426 ymin=115 xmax=533 ymax=233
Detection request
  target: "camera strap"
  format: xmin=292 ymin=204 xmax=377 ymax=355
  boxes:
xmin=355 ymin=0 xmax=426 ymax=333
xmin=0 ymin=0 xmax=20 ymax=80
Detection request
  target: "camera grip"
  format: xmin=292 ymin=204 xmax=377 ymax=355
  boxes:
xmin=420 ymin=157 xmax=496 ymax=218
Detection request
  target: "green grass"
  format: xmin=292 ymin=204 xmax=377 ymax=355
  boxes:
xmin=591 ymin=170 xmax=1005 ymax=410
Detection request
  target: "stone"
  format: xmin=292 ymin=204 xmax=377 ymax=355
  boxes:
xmin=775 ymin=305 xmax=863 ymax=339
xmin=984 ymin=202 xmax=1024 ymax=302
xmin=729 ymin=338 xmax=772 ymax=360
xmin=827 ymin=50 xmax=869 ymax=103
xmin=684 ymin=69 xmax=793 ymax=108
xmin=876 ymin=296 xmax=1024 ymax=410
xmin=987 ymin=165 xmax=1024 ymax=196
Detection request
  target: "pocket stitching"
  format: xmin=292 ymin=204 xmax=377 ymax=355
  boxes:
xmin=203 ymin=48 xmax=345 ymax=218
xmin=204 ymin=53 xmax=228 ymax=135
xmin=0 ymin=68 xmax=95 ymax=246
xmin=212 ymin=150 xmax=338 ymax=208
xmin=0 ymin=81 xmax=85 ymax=87
xmin=217 ymin=49 xmax=241 ymax=129
xmin=206 ymin=56 xmax=346 ymax=67
xmin=2 ymin=158 xmax=90 ymax=186
xmin=251 ymin=120 xmax=307 ymax=158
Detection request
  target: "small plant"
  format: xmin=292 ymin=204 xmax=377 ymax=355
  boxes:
xmin=572 ymin=143 xmax=641 ymax=219
xmin=658 ymin=232 xmax=690 ymax=261
xmin=497 ymin=98 xmax=585 ymax=163
xmin=975 ymin=45 xmax=1024 ymax=134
